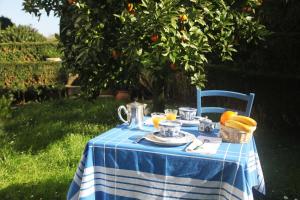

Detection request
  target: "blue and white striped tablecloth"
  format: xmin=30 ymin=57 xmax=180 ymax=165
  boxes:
xmin=67 ymin=124 xmax=265 ymax=200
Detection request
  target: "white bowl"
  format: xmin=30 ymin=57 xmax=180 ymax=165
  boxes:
xmin=179 ymin=107 xmax=197 ymax=120
xmin=158 ymin=120 xmax=182 ymax=137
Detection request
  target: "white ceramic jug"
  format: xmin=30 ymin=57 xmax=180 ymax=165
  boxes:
xmin=118 ymin=101 xmax=147 ymax=129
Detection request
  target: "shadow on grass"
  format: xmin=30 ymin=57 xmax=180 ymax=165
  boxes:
xmin=254 ymin=130 xmax=300 ymax=200
xmin=0 ymin=178 xmax=71 ymax=200
xmin=1 ymin=98 xmax=123 ymax=154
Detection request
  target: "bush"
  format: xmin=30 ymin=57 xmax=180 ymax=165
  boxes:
xmin=0 ymin=42 xmax=61 ymax=62
xmin=0 ymin=61 xmax=65 ymax=91
xmin=0 ymin=93 xmax=13 ymax=119
xmin=0 ymin=25 xmax=46 ymax=42
xmin=0 ymin=16 xmax=14 ymax=30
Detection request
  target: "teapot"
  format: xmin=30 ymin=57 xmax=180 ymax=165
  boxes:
xmin=198 ymin=116 xmax=215 ymax=133
xmin=118 ymin=101 xmax=147 ymax=129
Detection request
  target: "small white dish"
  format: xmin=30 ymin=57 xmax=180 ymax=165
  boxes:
xmin=176 ymin=116 xmax=206 ymax=127
xmin=144 ymin=131 xmax=195 ymax=146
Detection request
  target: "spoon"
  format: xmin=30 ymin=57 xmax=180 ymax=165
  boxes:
xmin=134 ymin=135 xmax=146 ymax=144
xmin=193 ymin=139 xmax=209 ymax=150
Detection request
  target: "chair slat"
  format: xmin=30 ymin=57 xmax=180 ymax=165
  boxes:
xmin=201 ymin=107 xmax=246 ymax=116
xmin=196 ymin=89 xmax=255 ymax=117
xmin=200 ymin=90 xmax=250 ymax=101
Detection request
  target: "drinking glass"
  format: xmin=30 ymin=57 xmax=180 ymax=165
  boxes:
xmin=164 ymin=109 xmax=178 ymax=120
xmin=151 ymin=113 xmax=166 ymax=129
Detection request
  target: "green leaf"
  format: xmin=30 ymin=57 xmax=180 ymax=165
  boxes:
xmin=137 ymin=48 xmax=143 ymax=56
xmin=171 ymin=17 xmax=177 ymax=29
xmin=169 ymin=53 xmax=176 ymax=63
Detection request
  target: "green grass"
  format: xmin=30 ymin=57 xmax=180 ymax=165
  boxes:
xmin=0 ymin=98 xmax=299 ymax=199
xmin=0 ymin=98 xmax=123 ymax=199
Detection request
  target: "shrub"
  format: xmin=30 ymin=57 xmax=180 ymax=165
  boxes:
xmin=0 ymin=16 xmax=14 ymax=30
xmin=0 ymin=42 xmax=61 ymax=62
xmin=0 ymin=61 xmax=65 ymax=91
xmin=0 ymin=93 xmax=13 ymax=119
xmin=0 ymin=25 xmax=46 ymax=43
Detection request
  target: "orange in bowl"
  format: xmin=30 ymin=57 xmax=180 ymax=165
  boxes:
xmin=220 ymin=111 xmax=238 ymax=125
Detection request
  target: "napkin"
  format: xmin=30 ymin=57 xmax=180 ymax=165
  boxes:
xmin=144 ymin=118 xmax=153 ymax=126
xmin=185 ymin=136 xmax=222 ymax=154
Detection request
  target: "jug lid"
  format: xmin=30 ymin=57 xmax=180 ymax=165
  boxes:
xmin=128 ymin=100 xmax=144 ymax=107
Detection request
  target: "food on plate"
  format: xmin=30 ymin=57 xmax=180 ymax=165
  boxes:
xmin=220 ymin=111 xmax=238 ymax=125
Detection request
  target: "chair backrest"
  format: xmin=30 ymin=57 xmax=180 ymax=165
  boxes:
xmin=196 ymin=89 xmax=255 ymax=117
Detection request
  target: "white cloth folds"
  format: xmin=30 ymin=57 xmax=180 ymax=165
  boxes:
xmin=144 ymin=118 xmax=153 ymax=126
xmin=186 ymin=136 xmax=222 ymax=154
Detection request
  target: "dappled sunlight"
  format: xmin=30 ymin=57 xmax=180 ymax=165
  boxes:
xmin=1 ymin=98 xmax=122 ymax=153
xmin=0 ymin=129 xmax=95 ymax=199
xmin=0 ymin=177 xmax=70 ymax=200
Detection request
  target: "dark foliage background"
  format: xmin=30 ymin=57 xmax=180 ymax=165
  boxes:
xmin=0 ymin=16 xmax=14 ymax=30
xmin=167 ymin=0 xmax=300 ymax=131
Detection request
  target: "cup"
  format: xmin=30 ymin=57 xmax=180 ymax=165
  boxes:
xmin=178 ymin=107 xmax=197 ymax=120
xmin=151 ymin=113 xmax=166 ymax=129
xmin=159 ymin=120 xmax=182 ymax=137
xmin=198 ymin=117 xmax=215 ymax=133
xmin=164 ymin=109 xmax=178 ymax=120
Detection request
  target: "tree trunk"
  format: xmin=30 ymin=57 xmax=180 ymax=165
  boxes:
xmin=152 ymin=77 xmax=165 ymax=112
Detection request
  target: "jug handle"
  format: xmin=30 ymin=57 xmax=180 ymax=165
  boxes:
xmin=118 ymin=105 xmax=128 ymax=123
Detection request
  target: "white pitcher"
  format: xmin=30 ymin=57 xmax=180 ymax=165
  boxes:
xmin=118 ymin=101 xmax=147 ymax=129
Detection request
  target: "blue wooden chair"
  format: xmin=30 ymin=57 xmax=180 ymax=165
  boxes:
xmin=196 ymin=89 xmax=255 ymax=117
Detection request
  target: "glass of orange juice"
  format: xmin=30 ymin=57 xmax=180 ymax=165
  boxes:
xmin=164 ymin=109 xmax=178 ymax=120
xmin=151 ymin=113 xmax=166 ymax=129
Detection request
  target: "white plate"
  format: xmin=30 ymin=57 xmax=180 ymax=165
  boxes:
xmin=176 ymin=119 xmax=199 ymax=126
xmin=176 ymin=116 xmax=206 ymax=126
xmin=144 ymin=131 xmax=195 ymax=146
xmin=145 ymin=117 xmax=204 ymax=127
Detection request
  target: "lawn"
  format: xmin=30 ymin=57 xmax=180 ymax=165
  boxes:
xmin=0 ymin=98 xmax=299 ymax=200
xmin=0 ymin=98 xmax=122 ymax=199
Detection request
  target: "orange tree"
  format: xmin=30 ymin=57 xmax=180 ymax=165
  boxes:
xmin=23 ymin=0 xmax=268 ymax=110
xmin=115 ymin=0 xmax=268 ymax=110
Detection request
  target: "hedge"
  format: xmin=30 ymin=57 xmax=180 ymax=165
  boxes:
xmin=0 ymin=42 xmax=61 ymax=62
xmin=0 ymin=25 xmax=46 ymax=42
xmin=0 ymin=61 xmax=65 ymax=91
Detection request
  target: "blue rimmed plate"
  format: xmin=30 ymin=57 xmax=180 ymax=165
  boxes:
xmin=144 ymin=131 xmax=195 ymax=146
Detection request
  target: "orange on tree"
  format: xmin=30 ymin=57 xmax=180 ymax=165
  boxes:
xmin=127 ymin=3 xmax=134 ymax=12
xmin=68 ymin=0 xmax=76 ymax=5
xmin=112 ymin=50 xmax=121 ymax=59
xmin=151 ymin=34 xmax=159 ymax=43
xmin=169 ymin=63 xmax=176 ymax=70
xmin=242 ymin=6 xmax=252 ymax=13
xmin=220 ymin=111 xmax=238 ymax=125
xmin=179 ymin=14 xmax=188 ymax=22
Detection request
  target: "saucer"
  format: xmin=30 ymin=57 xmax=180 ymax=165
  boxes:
xmin=144 ymin=131 xmax=195 ymax=146
xmin=175 ymin=116 xmax=206 ymax=126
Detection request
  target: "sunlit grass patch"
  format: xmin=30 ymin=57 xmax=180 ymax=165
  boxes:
xmin=0 ymin=98 xmax=122 ymax=199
